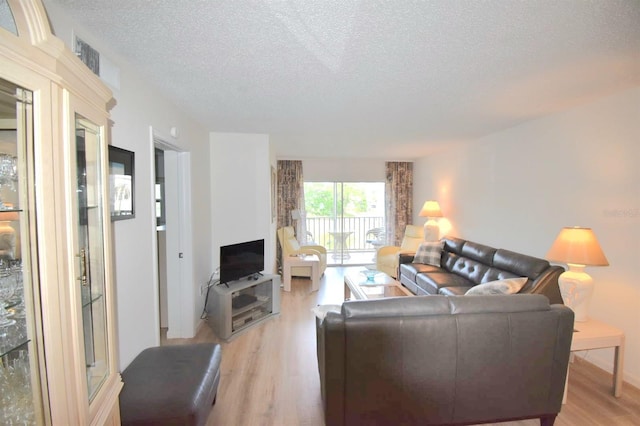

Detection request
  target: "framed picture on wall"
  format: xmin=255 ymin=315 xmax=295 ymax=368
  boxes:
xmin=108 ymin=145 xmax=135 ymax=220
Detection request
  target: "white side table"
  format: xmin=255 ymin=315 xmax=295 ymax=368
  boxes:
xmin=563 ymin=318 xmax=625 ymax=403
xmin=282 ymin=255 xmax=320 ymax=292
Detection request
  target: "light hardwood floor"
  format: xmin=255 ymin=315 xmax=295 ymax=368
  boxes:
xmin=164 ymin=267 xmax=640 ymax=426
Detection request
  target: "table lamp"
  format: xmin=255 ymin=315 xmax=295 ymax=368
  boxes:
xmin=419 ymin=200 xmax=443 ymax=242
xmin=545 ymin=227 xmax=609 ymax=321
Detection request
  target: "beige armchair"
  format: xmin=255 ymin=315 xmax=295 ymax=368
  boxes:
xmin=277 ymin=226 xmax=327 ymax=278
xmin=376 ymin=224 xmax=423 ymax=278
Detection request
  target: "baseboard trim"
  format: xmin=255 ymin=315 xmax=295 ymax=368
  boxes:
xmin=575 ymin=351 xmax=640 ymax=390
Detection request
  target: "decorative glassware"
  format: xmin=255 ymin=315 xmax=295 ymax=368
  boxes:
xmin=0 ymin=270 xmax=17 ymax=327
xmin=0 ymin=154 xmax=18 ymax=190
xmin=8 ymin=265 xmax=25 ymax=319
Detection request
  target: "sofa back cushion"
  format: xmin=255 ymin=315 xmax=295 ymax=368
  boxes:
xmin=440 ymin=237 xmax=551 ymax=285
xmin=443 ymin=253 xmax=491 ymax=284
xmin=494 ymin=249 xmax=551 ymax=280
xmin=340 ymin=293 xmax=551 ymax=319
xmin=460 ymin=241 xmax=497 ymax=264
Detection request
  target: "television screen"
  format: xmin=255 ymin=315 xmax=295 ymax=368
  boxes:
xmin=219 ymin=239 xmax=265 ymax=284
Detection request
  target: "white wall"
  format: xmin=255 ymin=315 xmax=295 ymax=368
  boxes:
xmin=210 ymin=133 xmax=276 ymax=276
xmin=414 ymin=87 xmax=640 ymax=387
xmin=44 ymin=2 xmax=212 ymax=369
xmin=303 ymin=158 xmax=386 ymax=182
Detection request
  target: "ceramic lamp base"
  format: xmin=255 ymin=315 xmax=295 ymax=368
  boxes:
xmin=558 ymin=264 xmax=593 ymax=322
xmin=423 ymin=220 xmax=440 ymax=242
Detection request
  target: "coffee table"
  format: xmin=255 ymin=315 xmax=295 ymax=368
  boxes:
xmin=344 ymin=269 xmax=413 ymax=300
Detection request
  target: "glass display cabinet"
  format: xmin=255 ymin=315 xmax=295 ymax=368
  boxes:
xmin=1 ymin=0 xmax=122 ymax=424
xmin=0 ymin=78 xmax=46 ymax=425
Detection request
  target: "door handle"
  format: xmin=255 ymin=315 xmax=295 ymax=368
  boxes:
xmin=77 ymin=248 xmax=88 ymax=286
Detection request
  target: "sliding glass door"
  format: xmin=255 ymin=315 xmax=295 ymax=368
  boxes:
xmin=304 ymin=182 xmax=384 ymax=265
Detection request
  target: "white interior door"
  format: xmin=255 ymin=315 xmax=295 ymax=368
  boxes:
xmin=152 ymin=131 xmax=194 ymax=339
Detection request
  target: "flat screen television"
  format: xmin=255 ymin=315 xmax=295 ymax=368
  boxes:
xmin=219 ymin=239 xmax=265 ymax=284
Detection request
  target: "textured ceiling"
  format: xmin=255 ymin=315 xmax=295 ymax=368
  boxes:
xmin=46 ymin=0 xmax=640 ymax=159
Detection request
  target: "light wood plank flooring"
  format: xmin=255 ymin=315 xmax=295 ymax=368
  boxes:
xmin=163 ymin=267 xmax=640 ymax=426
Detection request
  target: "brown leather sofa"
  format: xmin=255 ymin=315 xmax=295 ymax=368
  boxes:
xmin=316 ymin=295 xmax=573 ymax=426
xmin=398 ymin=237 xmax=564 ymax=304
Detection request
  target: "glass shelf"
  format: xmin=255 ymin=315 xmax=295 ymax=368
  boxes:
xmin=81 ymin=291 xmax=104 ymax=308
xmin=0 ymin=317 xmax=30 ymax=358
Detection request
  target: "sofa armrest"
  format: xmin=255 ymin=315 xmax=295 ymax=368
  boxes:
xmin=377 ymin=245 xmax=400 ymax=257
xmin=301 ymin=244 xmax=327 ymax=254
xmin=398 ymin=252 xmax=415 ymax=265
xmin=524 ymin=265 xmax=564 ymax=305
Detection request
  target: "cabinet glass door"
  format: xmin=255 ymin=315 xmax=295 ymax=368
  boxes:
xmin=0 ymin=79 xmax=47 ymax=423
xmin=74 ymin=115 xmax=109 ymax=402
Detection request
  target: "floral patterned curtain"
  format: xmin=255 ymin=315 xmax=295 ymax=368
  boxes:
xmin=385 ymin=162 xmax=413 ymax=246
xmin=276 ymin=160 xmax=304 ymax=270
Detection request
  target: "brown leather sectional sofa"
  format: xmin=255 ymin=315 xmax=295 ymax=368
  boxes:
xmin=398 ymin=236 xmax=564 ymax=304
xmin=316 ymin=295 xmax=574 ymax=426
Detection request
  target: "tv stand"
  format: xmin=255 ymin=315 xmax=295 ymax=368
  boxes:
xmin=207 ymin=274 xmax=281 ymax=340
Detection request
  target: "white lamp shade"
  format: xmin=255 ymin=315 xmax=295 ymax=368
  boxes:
xmin=545 ymin=227 xmax=608 ymax=266
xmin=419 ymin=201 xmax=443 ymax=218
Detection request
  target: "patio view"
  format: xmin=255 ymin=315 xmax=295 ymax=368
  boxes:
xmin=302 ymin=182 xmax=385 ymax=265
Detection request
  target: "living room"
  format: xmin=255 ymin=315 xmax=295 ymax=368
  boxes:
xmin=30 ymin=0 xmax=640 ymax=424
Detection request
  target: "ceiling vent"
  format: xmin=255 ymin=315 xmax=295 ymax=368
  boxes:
xmin=74 ymin=35 xmax=100 ymax=76
xmin=73 ymin=33 xmax=120 ymax=90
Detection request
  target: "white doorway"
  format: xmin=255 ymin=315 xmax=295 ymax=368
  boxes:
xmin=152 ymin=129 xmax=195 ymax=340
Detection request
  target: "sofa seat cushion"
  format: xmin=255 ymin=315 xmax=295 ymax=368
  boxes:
xmin=415 ymin=271 xmax=474 ymax=295
xmin=438 ymin=286 xmax=472 ymax=296
xmin=399 ymin=263 xmax=442 ymax=283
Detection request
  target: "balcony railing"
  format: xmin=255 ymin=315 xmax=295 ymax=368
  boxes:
xmin=305 ymin=216 xmax=385 ymax=255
